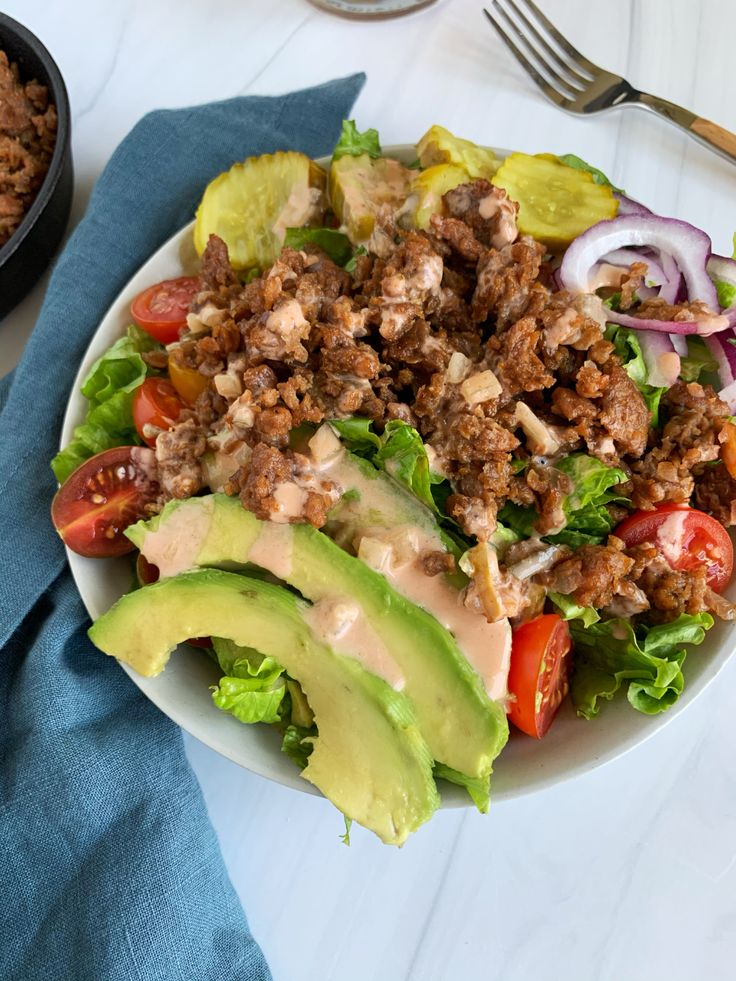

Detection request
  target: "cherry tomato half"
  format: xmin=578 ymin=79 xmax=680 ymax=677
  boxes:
xmin=130 ymin=276 xmax=200 ymax=344
xmin=615 ymin=504 xmax=733 ymax=593
xmin=132 ymin=377 xmax=185 ymax=447
xmin=52 ymin=446 xmax=160 ymax=558
xmin=508 ymin=614 xmax=572 ymax=739
xmin=168 ymin=355 xmax=210 ymax=405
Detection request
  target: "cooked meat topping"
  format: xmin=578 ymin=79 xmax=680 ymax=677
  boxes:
xmin=0 ymin=50 xmax=57 ymax=248
xmin=146 ymin=178 xmax=734 ymax=622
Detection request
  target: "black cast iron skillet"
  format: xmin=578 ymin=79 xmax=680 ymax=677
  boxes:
xmin=0 ymin=13 xmax=73 ymax=320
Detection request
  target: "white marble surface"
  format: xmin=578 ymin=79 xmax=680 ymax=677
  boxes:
xmin=4 ymin=0 xmax=736 ymax=977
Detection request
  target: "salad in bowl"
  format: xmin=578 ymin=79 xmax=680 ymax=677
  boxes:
xmin=51 ymin=122 xmax=736 ymax=845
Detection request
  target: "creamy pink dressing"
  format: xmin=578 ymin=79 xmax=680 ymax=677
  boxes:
xmin=656 ymin=510 xmax=690 ymax=567
xmin=248 ymin=522 xmax=294 ymax=580
xmin=478 ymin=192 xmax=517 ymax=249
xmin=304 ymin=597 xmax=404 ymax=690
xmin=587 ymin=263 xmax=627 ymax=291
xmin=361 ymin=525 xmax=512 ymax=701
xmin=142 ymin=497 xmax=215 ymax=578
xmin=271 ymin=482 xmax=309 ymax=524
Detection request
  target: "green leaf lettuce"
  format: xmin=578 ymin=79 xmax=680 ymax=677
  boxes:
xmin=51 ymin=325 xmax=162 ymax=483
xmin=332 ymin=120 xmax=382 ymax=161
xmin=570 ymin=613 xmax=713 ymax=718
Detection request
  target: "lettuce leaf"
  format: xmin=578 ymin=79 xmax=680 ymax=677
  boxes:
xmin=680 ymin=336 xmax=718 ymax=383
xmin=283 ymin=227 xmax=354 ymax=266
xmin=548 ymin=592 xmax=600 ymax=628
xmin=51 ymin=325 xmax=162 ymax=483
xmin=558 ymin=153 xmax=622 ymax=192
xmin=499 ymin=453 xmax=627 ymax=546
xmin=332 ymin=120 xmax=381 ymax=161
xmin=329 ymin=417 xmax=382 ymax=456
xmin=570 ymin=612 xmax=713 ymax=718
xmin=281 ymin=724 xmax=316 ymax=769
xmin=433 ymin=762 xmax=490 ymax=813
xmin=605 ymin=324 xmax=666 ymax=425
xmin=374 ymin=420 xmax=446 ymax=514
xmin=329 ymin=417 xmax=449 ymax=516
xmin=716 ymin=279 xmax=736 ymax=310
xmin=210 ymin=638 xmax=286 ymax=725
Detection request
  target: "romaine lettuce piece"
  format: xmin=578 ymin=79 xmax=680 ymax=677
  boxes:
xmin=570 ymin=613 xmax=713 ymax=718
xmin=283 ymin=227 xmax=354 ymax=266
xmin=51 ymin=325 xmax=161 ymax=483
xmin=557 ymin=153 xmax=621 ymax=192
xmin=211 ymin=638 xmax=287 ymax=724
xmin=605 ymin=324 xmax=666 ymax=425
xmin=332 ymin=120 xmax=381 ymax=161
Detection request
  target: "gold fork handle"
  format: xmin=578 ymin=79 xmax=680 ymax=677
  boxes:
xmin=690 ymin=117 xmax=736 ymax=161
xmin=636 ymin=92 xmax=736 ymax=166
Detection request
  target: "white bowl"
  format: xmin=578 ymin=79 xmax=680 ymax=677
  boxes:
xmin=61 ymin=147 xmax=736 ymax=806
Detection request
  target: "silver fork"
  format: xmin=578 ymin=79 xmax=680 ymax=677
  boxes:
xmin=484 ymin=0 xmax=736 ymax=166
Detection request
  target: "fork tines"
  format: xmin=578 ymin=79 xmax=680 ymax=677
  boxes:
xmin=483 ymin=0 xmax=600 ymax=107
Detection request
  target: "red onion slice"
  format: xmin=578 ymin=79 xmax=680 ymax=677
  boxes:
xmin=602 ymin=248 xmax=667 ymax=286
xmin=669 ymin=333 xmax=688 ymax=356
xmin=614 ymin=194 xmax=652 ymax=216
xmin=705 ymin=332 xmax=736 ymax=388
xmin=605 ymin=309 xmax=729 ymax=335
xmin=562 ymin=215 xmax=717 ymax=305
xmin=638 ymin=331 xmax=681 ymax=387
xmin=561 ymin=215 xmax=724 ymax=334
xmin=707 ymin=254 xmax=736 ymax=288
xmin=718 ymin=378 xmax=736 ymax=412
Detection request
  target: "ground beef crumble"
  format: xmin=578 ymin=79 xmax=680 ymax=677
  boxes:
xmin=0 ymin=50 xmax=57 ymax=247
xmin=151 ymin=180 xmax=736 ymax=624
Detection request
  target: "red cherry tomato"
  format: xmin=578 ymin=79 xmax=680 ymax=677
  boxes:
xmin=130 ymin=276 xmax=200 ymax=344
xmin=136 ymin=553 xmax=160 ymax=585
xmin=52 ymin=446 xmax=160 ymax=558
xmin=615 ymin=504 xmax=733 ymax=593
xmin=508 ymin=614 xmax=572 ymax=739
xmin=132 ymin=377 xmax=185 ymax=447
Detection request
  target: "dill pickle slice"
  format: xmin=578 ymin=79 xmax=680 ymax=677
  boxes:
xmin=194 ymin=152 xmax=327 ymax=270
xmin=329 ymin=154 xmax=413 ymax=244
xmin=410 ymin=163 xmax=470 ymax=230
xmin=416 ymin=125 xmax=498 ymax=180
xmin=492 ymin=152 xmax=618 ymax=249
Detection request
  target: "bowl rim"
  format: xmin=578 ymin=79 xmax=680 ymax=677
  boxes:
xmin=0 ymin=12 xmax=71 ymax=268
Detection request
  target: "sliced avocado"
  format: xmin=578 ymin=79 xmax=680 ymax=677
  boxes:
xmin=127 ymin=496 xmax=508 ymax=783
xmin=89 ymin=569 xmax=438 ymax=845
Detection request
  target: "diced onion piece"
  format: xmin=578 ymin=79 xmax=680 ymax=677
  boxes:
xmin=507 ymin=545 xmax=563 ymax=581
xmin=446 ymin=350 xmax=472 ymax=384
xmin=460 ymin=369 xmax=502 ymax=405
xmin=515 ymin=402 xmax=561 ymax=455
xmin=357 ymin=536 xmax=394 ymax=573
xmin=213 ymin=373 xmax=243 ymax=400
xmin=308 ymin=423 xmax=344 ymax=467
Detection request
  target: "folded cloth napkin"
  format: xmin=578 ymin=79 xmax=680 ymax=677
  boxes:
xmin=0 ymin=73 xmax=365 ymax=981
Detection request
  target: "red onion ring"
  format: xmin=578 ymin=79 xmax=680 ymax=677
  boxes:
xmin=638 ymin=331 xmax=681 ymax=387
xmin=561 ymin=215 xmax=724 ymax=334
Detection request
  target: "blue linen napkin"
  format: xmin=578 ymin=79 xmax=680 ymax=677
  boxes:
xmin=0 ymin=73 xmax=365 ymax=981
